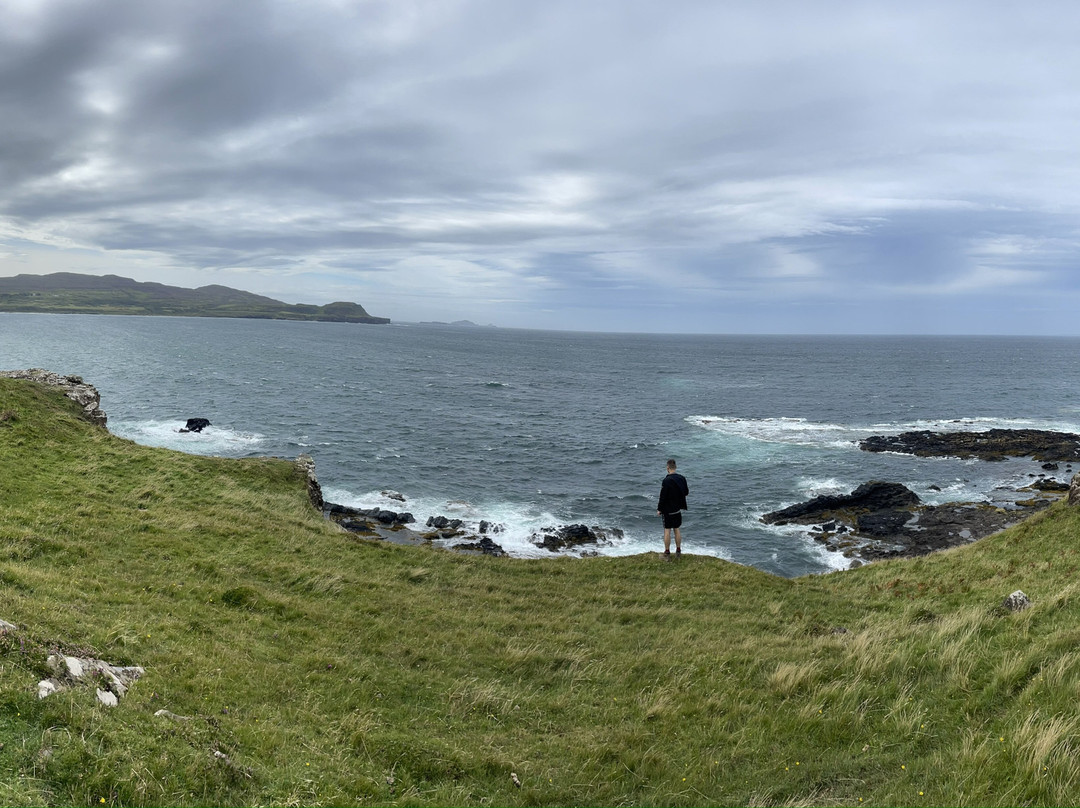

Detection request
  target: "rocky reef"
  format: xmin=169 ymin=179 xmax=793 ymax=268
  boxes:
xmin=758 ymin=427 xmax=1080 ymax=566
xmin=763 ymin=462 xmax=1080 ymax=567
xmin=321 ymin=493 xmax=621 ymax=558
xmin=859 ymin=428 xmax=1080 ymax=462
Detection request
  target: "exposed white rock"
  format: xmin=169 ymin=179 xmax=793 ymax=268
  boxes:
xmin=37 ymin=680 xmax=57 ymax=699
xmin=96 ymin=688 xmax=118 ymax=707
xmin=42 ymin=653 xmax=144 ymax=703
xmin=0 ymin=618 xmax=17 ymax=632
xmin=1070 ymin=473 xmax=1080 ymax=506
xmin=154 ymin=709 xmax=192 ymax=721
xmin=65 ymin=656 xmax=85 ymax=680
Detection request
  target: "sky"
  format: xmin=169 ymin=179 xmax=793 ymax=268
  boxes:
xmin=2 ymin=0 xmax=1080 ymax=334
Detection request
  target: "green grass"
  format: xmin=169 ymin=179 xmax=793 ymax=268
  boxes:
xmin=3 ymin=376 xmax=1080 ymax=806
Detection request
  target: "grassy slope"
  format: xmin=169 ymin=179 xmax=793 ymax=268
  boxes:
xmin=2 ymin=378 xmax=1080 ymax=806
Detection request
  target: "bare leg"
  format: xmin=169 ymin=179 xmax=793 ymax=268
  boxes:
xmin=674 ymin=527 xmax=682 ymax=553
xmin=663 ymin=528 xmax=671 ymax=554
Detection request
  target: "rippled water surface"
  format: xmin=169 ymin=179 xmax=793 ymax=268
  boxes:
xmin=3 ymin=314 xmax=1079 ymax=576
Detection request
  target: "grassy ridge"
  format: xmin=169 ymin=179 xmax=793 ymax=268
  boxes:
xmin=2 ymin=377 xmax=1080 ymax=805
xmin=0 ymin=273 xmax=390 ymax=323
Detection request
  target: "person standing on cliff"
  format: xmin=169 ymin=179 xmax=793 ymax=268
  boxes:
xmin=657 ymin=458 xmax=689 ymax=557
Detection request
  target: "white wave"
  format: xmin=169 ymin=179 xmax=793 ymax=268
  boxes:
xmin=687 ymin=414 xmax=1080 ymax=451
xmin=110 ymin=419 xmax=266 ymax=456
xmin=736 ymin=508 xmax=851 ymax=572
xmin=686 ymin=416 xmax=871 ymax=448
xmin=321 ymin=486 xmax=733 ymax=560
xmin=796 ymin=477 xmax=853 ymax=498
xmin=899 ymin=416 xmax=1080 ymax=433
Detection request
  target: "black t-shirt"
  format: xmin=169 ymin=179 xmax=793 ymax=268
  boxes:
xmin=658 ymin=472 xmax=689 ymax=513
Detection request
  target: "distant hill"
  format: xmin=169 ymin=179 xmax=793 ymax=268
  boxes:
xmin=0 ymin=272 xmax=390 ymax=324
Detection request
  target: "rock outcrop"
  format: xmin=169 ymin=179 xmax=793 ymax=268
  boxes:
xmin=179 ymin=417 xmax=211 ymax=433
xmin=0 ymin=369 xmax=107 ymax=426
xmin=532 ymin=523 xmax=624 ymax=552
xmin=451 ymin=536 xmax=508 ymax=557
xmin=859 ymin=429 xmax=1080 ymax=462
xmin=295 ymin=454 xmax=324 ymax=510
xmin=761 ymin=481 xmax=921 ymax=525
xmin=1003 ymin=590 xmax=1031 ymax=612
xmin=762 ymin=479 xmax=1065 ymax=564
xmin=1070 ymin=473 xmax=1080 ymax=506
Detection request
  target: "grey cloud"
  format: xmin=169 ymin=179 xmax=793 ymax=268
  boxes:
xmin=3 ymin=0 xmax=1080 ymax=331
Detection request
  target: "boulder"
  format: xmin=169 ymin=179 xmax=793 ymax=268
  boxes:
xmin=1003 ymin=590 xmax=1031 ymax=612
xmin=761 ymin=481 xmax=920 ymax=525
xmin=1070 ymin=473 xmax=1080 ymax=506
xmin=179 ymin=417 xmax=211 ymax=433
xmin=326 ymin=502 xmax=414 ymax=529
xmin=532 ymin=523 xmax=623 ymax=552
xmin=426 ymin=516 xmax=463 ymax=530
xmin=451 ymin=537 xmax=508 ymax=557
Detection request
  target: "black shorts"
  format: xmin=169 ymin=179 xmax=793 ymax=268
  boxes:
xmin=662 ymin=511 xmax=683 ymax=529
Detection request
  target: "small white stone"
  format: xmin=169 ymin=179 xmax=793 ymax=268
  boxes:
xmin=96 ymin=688 xmax=118 ymax=707
xmin=154 ymin=709 xmax=191 ymax=721
xmin=64 ymin=656 xmax=85 ymax=680
xmin=37 ymin=680 xmax=57 ymax=699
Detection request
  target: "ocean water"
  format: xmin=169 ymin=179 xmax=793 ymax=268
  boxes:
xmin=3 ymin=313 xmax=1079 ymax=577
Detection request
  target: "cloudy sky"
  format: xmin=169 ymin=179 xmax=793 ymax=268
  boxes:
xmin=2 ymin=0 xmax=1079 ymax=333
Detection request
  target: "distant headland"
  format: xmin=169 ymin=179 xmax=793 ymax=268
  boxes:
xmin=0 ymin=272 xmax=390 ymax=324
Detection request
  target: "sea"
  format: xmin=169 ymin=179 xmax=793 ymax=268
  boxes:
xmin=3 ymin=313 xmax=1079 ymax=577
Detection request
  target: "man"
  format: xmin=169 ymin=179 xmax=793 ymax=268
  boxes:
xmin=656 ymin=458 xmax=689 ymax=557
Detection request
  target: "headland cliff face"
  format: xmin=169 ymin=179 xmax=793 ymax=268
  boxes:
xmin=0 ymin=369 xmax=107 ymax=427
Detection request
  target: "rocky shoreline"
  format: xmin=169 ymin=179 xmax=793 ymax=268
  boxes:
xmin=763 ymin=428 xmax=1080 ymax=567
xmin=318 ymin=494 xmax=624 ymax=558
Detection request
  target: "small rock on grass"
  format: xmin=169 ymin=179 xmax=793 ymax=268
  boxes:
xmin=1004 ymin=590 xmax=1031 ymax=611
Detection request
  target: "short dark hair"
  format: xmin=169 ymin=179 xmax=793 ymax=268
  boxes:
xmin=666 ymin=459 xmax=677 ymax=470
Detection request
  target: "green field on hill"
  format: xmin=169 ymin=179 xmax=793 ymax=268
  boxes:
xmin=2 ymin=375 xmax=1080 ymax=806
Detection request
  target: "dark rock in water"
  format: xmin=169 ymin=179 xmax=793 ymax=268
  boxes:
xmin=381 ymin=490 xmax=406 ymax=503
xmin=1032 ymin=479 xmax=1070 ymax=492
xmin=1043 ymin=462 xmax=1060 ymax=471
xmin=451 ymin=537 xmax=508 ymax=557
xmin=760 ymin=477 xmax=1062 ymax=567
xmin=859 ymin=428 xmax=1080 ymax=462
xmin=533 ymin=523 xmax=623 ymax=552
xmin=426 ymin=515 xmax=463 ymax=530
xmin=761 ymin=481 xmax=920 ymax=525
xmin=179 ymin=417 xmax=211 ymax=433
xmin=325 ymin=502 xmax=361 ymax=518
xmin=339 ymin=518 xmax=376 ymax=534
xmin=478 ymin=520 xmax=504 ymax=535
xmin=324 ymin=503 xmax=414 ymax=528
